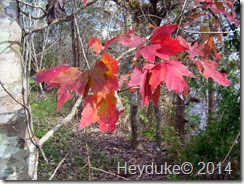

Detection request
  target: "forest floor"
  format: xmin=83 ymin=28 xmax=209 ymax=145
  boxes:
xmin=32 ymin=92 xmax=173 ymax=180
xmin=39 ymin=122 xmax=169 ymax=180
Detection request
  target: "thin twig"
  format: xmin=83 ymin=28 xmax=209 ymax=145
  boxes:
xmin=116 ymin=48 xmax=136 ymax=61
xmin=40 ymin=146 xmax=49 ymax=164
xmin=175 ymin=0 xmax=189 ymax=35
xmin=90 ymin=166 xmax=129 ymax=180
xmin=49 ymin=151 xmax=71 ymax=180
xmin=0 ymin=81 xmax=36 ymax=145
xmin=73 ymin=9 xmax=90 ymax=69
xmin=222 ymin=132 xmax=240 ymax=165
xmin=180 ymin=28 xmax=235 ymax=34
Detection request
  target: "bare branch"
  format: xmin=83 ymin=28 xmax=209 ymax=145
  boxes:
xmin=180 ymin=28 xmax=236 ymax=34
xmin=73 ymin=6 xmax=90 ymax=69
xmin=39 ymin=96 xmax=82 ymax=146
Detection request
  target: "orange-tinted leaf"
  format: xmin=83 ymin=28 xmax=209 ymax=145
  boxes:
xmin=89 ymin=53 xmax=119 ymax=93
xmin=35 ymin=66 xmax=91 ymax=110
xmin=148 ymin=23 xmax=157 ymax=29
xmin=89 ymin=37 xmax=102 ymax=54
xmin=80 ymin=90 xmax=123 ymax=132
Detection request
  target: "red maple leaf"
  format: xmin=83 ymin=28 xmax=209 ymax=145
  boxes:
xmin=89 ymin=37 xmax=102 ymax=54
xmin=149 ymin=61 xmax=195 ymax=95
xmin=177 ymin=36 xmax=204 ymax=61
xmin=150 ymin=24 xmax=186 ymax=56
xmin=135 ymin=24 xmax=186 ymax=63
xmin=198 ymin=59 xmax=231 ymax=86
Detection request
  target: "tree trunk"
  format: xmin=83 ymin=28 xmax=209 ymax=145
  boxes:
xmin=174 ymin=95 xmax=185 ymax=136
xmin=0 ymin=0 xmax=38 ymax=180
xmin=129 ymin=92 xmax=142 ymax=149
xmin=153 ymin=104 xmax=162 ymax=164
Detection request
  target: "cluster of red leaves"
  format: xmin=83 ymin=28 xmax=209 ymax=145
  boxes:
xmin=36 ymin=50 xmax=123 ymax=132
xmin=194 ymin=0 xmax=239 ymax=26
xmin=118 ymin=24 xmax=230 ymax=107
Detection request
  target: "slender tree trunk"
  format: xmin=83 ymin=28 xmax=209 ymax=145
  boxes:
xmin=0 ymin=0 xmax=38 ymax=179
xmin=208 ymin=78 xmax=214 ymax=124
xmin=153 ymin=104 xmax=162 ymax=164
xmin=174 ymin=95 xmax=185 ymax=136
xmin=129 ymin=92 xmax=142 ymax=149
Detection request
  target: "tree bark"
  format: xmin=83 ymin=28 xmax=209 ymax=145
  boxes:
xmin=129 ymin=92 xmax=142 ymax=149
xmin=153 ymin=104 xmax=162 ymax=164
xmin=0 ymin=0 xmax=37 ymax=180
xmin=174 ymin=95 xmax=185 ymax=136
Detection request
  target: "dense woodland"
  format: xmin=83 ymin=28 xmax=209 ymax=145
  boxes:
xmin=0 ymin=0 xmax=240 ymax=181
